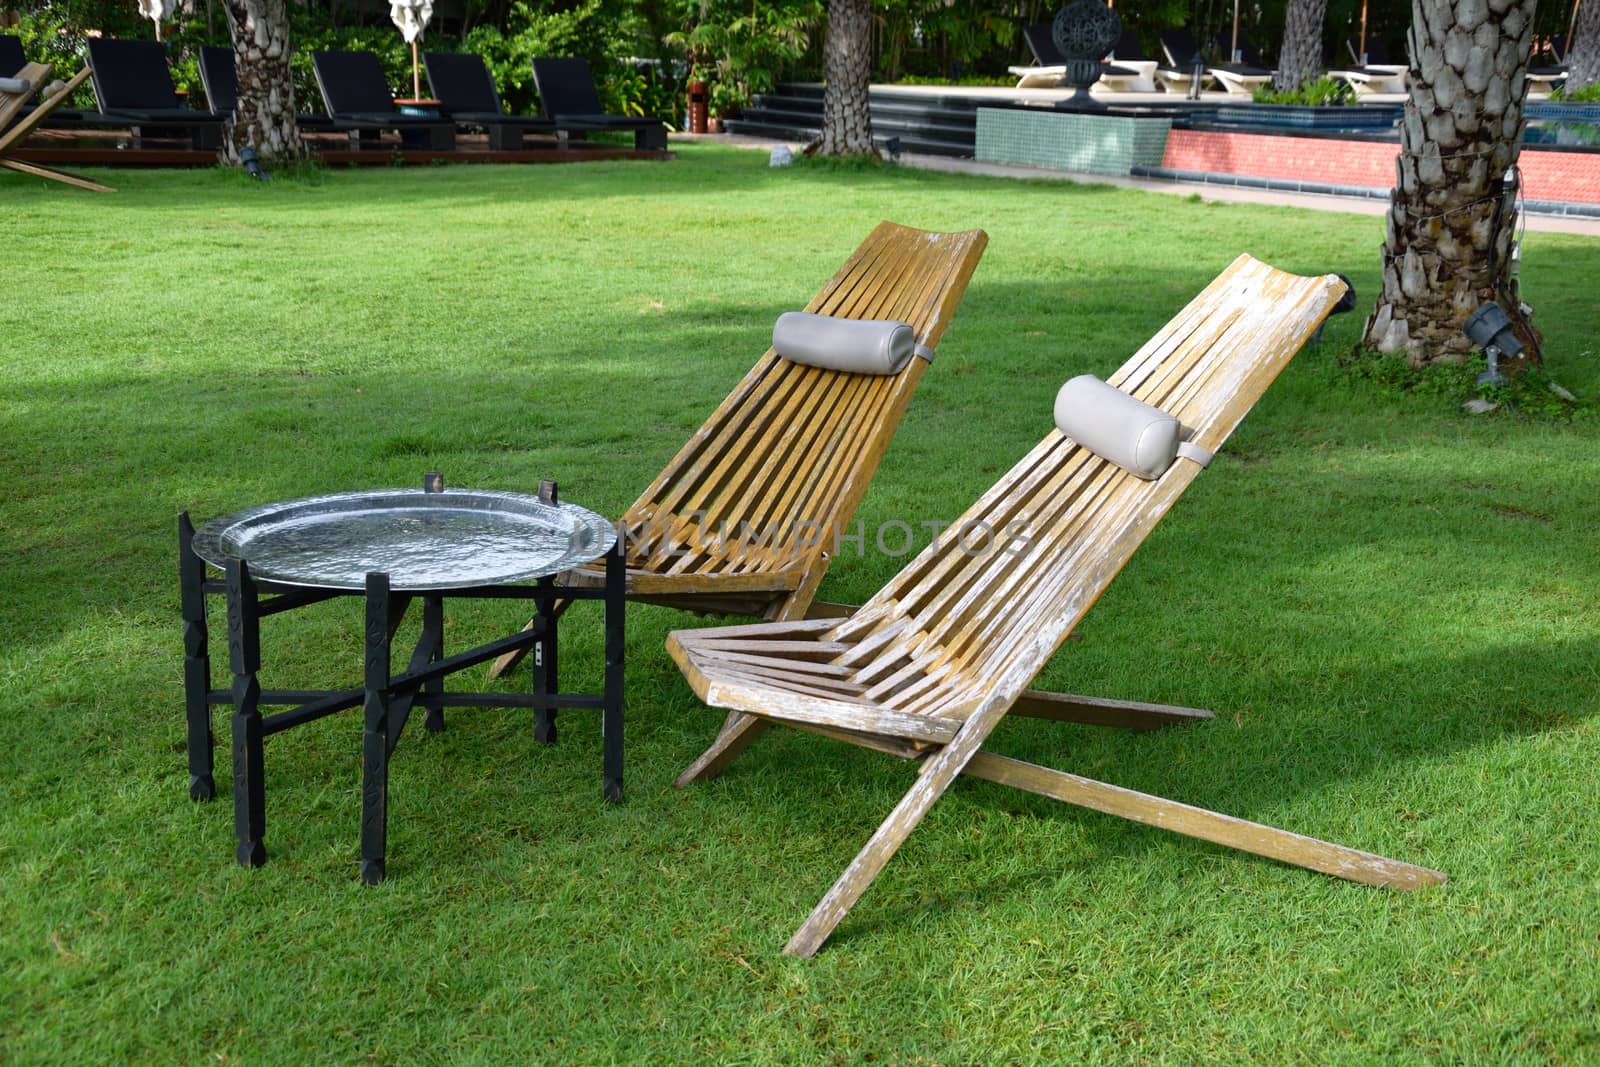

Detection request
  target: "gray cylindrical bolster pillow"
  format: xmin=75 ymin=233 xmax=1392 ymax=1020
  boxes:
xmin=1054 ymin=375 xmax=1211 ymax=480
xmin=773 ymin=311 xmax=918 ymax=376
xmin=0 ymin=77 xmax=32 ymax=95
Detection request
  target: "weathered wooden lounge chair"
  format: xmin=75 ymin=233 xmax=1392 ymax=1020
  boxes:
xmin=667 ymin=255 xmax=1447 ymax=957
xmin=488 ymin=221 xmax=988 ymax=678
xmin=1 ymin=62 xmax=112 ymax=192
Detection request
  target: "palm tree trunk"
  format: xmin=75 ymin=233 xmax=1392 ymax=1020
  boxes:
xmin=1275 ymin=0 xmax=1329 ymax=90
xmin=1363 ymin=0 xmax=1541 ymax=367
xmin=1566 ymin=0 xmax=1599 ymax=91
xmin=810 ymin=0 xmax=876 ymax=157
xmin=225 ymin=0 xmax=305 ymax=164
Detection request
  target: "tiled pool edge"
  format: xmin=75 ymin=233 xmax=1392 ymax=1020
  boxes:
xmin=975 ymin=108 xmax=1171 ymax=176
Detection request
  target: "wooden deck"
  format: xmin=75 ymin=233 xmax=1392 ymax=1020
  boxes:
xmin=9 ymin=127 xmax=673 ymax=168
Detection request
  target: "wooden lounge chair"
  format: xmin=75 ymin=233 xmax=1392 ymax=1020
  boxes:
xmin=311 ymin=49 xmax=455 ymax=150
xmin=422 ymin=51 xmax=556 ymax=149
xmin=529 ymin=57 xmax=667 ymax=151
xmin=667 ymin=255 xmax=1446 ymax=957
xmin=85 ymin=38 xmax=227 ymax=150
xmin=487 ymin=221 xmax=988 ymax=679
xmin=1 ymin=62 xmax=113 ymax=192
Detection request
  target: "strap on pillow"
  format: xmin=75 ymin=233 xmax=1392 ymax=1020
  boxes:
xmin=1054 ymin=374 xmax=1209 ymax=480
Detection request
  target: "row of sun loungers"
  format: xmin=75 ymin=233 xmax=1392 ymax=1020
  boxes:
xmin=1012 ymin=27 xmax=1569 ymax=98
xmin=1 ymin=33 xmax=667 ymax=159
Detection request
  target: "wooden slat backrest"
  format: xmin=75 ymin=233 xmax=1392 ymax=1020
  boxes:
xmin=623 ymin=223 xmax=988 ymax=583
xmin=829 ymin=256 xmax=1346 ymax=717
xmin=0 ymin=61 xmax=49 ymax=132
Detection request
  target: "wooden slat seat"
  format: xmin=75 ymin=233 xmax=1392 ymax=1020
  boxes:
xmin=667 ymin=255 xmax=1448 ymax=957
xmin=489 ymin=221 xmax=988 ymax=676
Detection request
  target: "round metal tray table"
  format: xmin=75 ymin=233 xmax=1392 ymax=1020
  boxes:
xmin=177 ymin=477 xmax=625 ymax=884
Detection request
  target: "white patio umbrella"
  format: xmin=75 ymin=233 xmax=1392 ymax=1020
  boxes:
xmin=390 ymin=0 xmax=434 ymax=101
xmin=137 ymin=0 xmax=178 ymax=41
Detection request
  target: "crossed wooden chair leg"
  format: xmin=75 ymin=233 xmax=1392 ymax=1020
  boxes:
xmin=0 ymin=66 xmax=114 ymax=193
xmin=776 ymin=701 xmax=1447 ymax=958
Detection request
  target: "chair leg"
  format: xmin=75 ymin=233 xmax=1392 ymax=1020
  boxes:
xmin=962 ymin=751 xmax=1447 ymax=890
xmin=784 ymin=702 xmax=1009 ymax=957
xmin=0 ymin=158 xmax=115 ymax=193
xmin=673 ymin=711 xmax=770 ymax=787
xmin=1009 ymin=689 xmax=1213 ymax=730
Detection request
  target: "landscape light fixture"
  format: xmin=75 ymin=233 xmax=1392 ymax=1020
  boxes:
xmin=1463 ymin=302 xmax=1523 ymax=387
xmin=239 ymin=146 xmax=270 ymax=182
xmin=1308 ymin=274 xmax=1356 ymax=344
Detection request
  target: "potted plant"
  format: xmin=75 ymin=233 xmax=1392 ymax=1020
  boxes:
xmin=708 ymin=80 xmax=743 ymax=133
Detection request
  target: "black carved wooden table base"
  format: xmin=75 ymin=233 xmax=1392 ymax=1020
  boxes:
xmin=178 ymin=513 xmax=625 ymax=883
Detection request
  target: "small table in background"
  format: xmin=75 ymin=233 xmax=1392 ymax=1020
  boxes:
xmin=178 ymin=475 xmax=624 ymax=884
xmin=395 ymin=98 xmax=443 ymax=118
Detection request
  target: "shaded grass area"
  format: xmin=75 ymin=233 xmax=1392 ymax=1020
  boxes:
xmin=2 ymin=147 xmax=1598 ymax=1062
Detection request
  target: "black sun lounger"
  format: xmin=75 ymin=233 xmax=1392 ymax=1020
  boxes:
xmin=421 ymin=51 xmax=555 ymax=149
xmin=197 ymin=45 xmax=339 ymax=132
xmin=311 ymin=49 xmax=455 ymax=150
xmin=530 ymin=57 xmax=666 ymax=151
xmin=85 ymin=38 xmax=226 ymax=149
xmin=2 ymin=33 xmax=25 ymax=78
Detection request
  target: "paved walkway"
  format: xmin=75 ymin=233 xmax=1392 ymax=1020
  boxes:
xmin=675 ymin=131 xmax=1600 ymax=238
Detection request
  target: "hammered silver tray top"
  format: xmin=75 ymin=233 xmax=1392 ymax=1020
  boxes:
xmin=191 ymin=488 xmax=617 ymax=591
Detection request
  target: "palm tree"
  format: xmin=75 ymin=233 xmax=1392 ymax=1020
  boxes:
xmin=224 ymin=0 xmax=305 ymax=164
xmin=1363 ymin=0 xmax=1541 ymax=367
xmin=1566 ymin=0 xmax=1598 ymax=91
xmin=809 ymin=0 xmax=875 ymax=157
xmin=1275 ymin=0 xmax=1329 ymax=91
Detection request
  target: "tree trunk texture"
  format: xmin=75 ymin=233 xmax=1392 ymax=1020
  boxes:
xmin=1363 ymin=0 xmax=1541 ymax=367
xmin=1566 ymin=0 xmax=1599 ymax=91
xmin=225 ymin=0 xmax=305 ymax=164
xmin=1275 ymin=0 xmax=1330 ymax=90
xmin=809 ymin=0 xmax=876 ymax=157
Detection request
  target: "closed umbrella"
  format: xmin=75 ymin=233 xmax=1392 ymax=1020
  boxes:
xmin=137 ymin=0 xmax=178 ymax=41
xmin=390 ymin=0 xmax=434 ymax=101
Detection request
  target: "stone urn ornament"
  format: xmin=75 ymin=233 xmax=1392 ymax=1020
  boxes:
xmin=1051 ymin=0 xmax=1122 ymax=108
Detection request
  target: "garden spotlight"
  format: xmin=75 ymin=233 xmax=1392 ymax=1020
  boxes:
xmin=239 ymin=145 xmax=270 ymax=182
xmin=1463 ymin=302 xmax=1523 ymax=387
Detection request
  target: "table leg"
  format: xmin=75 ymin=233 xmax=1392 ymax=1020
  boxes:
xmin=361 ymin=572 xmax=394 ymax=885
xmin=423 ymin=595 xmax=445 ymax=733
xmin=226 ymin=559 xmax=266 ymax=868
xmin=533 ymin=580 xmax=559 ymax=745
xmin=603 ymin=542 xmax=625 ymax=804
xmin=179 ymin=513 xmax=215 ymax=802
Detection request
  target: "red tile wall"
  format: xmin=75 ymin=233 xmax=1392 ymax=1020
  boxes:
xmin=1160 ymin=129 xmax=1600 ymax=204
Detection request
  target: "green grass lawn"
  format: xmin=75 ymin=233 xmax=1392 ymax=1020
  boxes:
xmin=3 ymin=146 xmax=1598 ymax=1063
